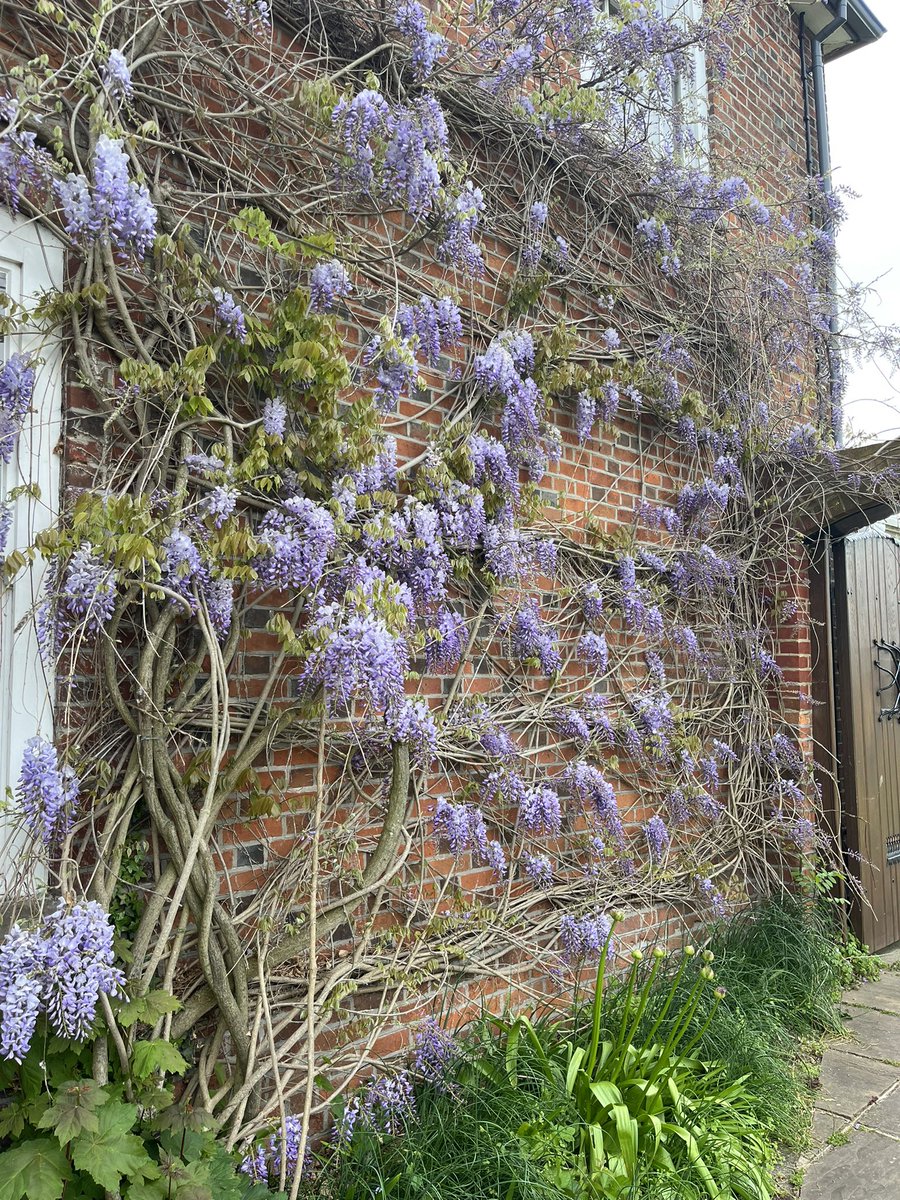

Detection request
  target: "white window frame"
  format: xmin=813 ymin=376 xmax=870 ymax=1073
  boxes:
xmin=582 ymin=0 xmax=709 ymax=163
xmin=0 ymin=208 xmax=64 ymax=887
xmin=649 ymin=0 xmax=709 ymax=161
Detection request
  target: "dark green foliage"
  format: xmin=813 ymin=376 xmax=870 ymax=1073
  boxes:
xmin=707 ymin=894 xmax=845 ymax=1038
xmin=322 ymin=1067 xmax=571 ymax=1200
xmin=0 ymin=1017 xmax=263 ymax=1200
xmin=323 ymin=896 xmax=854 ymax=1199
xmin=837 ymin=934 xmax=882 ymax=987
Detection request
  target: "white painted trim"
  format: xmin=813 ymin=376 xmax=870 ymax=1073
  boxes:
xmin=0 ymin=209 xmax=64 ymax=885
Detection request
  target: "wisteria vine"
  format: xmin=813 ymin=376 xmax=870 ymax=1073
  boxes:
xmin=1 ymin=0 xmax=899 ymax=1190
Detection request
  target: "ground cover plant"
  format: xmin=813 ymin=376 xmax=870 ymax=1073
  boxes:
xmin=318 ymin=898 xmax=858 ymax=1200
xmin=2 ymin=0 xmax=900 ymax=1194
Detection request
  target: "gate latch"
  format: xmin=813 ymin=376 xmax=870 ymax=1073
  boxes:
xmin=874 ymin=640 xmax=900 ymax=722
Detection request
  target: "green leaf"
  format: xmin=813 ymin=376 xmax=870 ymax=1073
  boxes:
xmin=70 ymin=1101 xmax=160 ymax=1192
xmin=0 ymin=1138 xmax=71 ymax=1200
xmin=126 ymin=1183 xmax=169 ymax=1200
xmin=589 ymin=1080 xmax=623 ymax=1109
xmin=118 ymin=990 xmax=183 ymax=1029
xmin=37 ymin=1078 xmax=108 ymax=1144
xmin=131 ymin=1038 xmax=190 ymax=1079
xmin=610 ymin=1104 xmax=638 ymax=1177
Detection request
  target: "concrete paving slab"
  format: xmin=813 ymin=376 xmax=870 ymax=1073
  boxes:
xmin=860 ymin=1081 xmax=900 ymax=1138
xmin=836 ymin=1005 xmax=900 ymax=1064
xmin=816 ymin=1049 xmax=898 ymax=1118
xmin=801 ymin=1128 xmax=900 ymax=1199
xmin=842 ymin=977 xmax=900 ymax=1015
xmin=808 ymin=1108 xmax=846 ymax=1148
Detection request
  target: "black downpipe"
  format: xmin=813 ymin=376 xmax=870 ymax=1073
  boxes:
xmin=798 ymin=14 xmax=815 ymax=177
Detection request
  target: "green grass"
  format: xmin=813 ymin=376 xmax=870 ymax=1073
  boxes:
xmin=321 ymin=894 xmax=851 ymax=1197
xmin=320 ymin=1065 xmax=573 ymax=1200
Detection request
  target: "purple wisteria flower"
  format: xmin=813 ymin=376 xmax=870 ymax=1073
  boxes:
xmin=785 ymin=422 xmax=819 ymax=459
xmin=556 ymin=707 xmax=591 ymax=744
xmin=577 ymin=631 xmax=608 ymax=672
xmin=433 ymin=797 xmax=505 ymax=875
xmin=560 ymin=912 xmax=612 ymax=962
xmin=0 ymin=901 xmax=123 ymax=1060
xmin=485 ymin=45 xmax=534 ymax=93
xmin=523 ymin=853 xmax=553 ymax=889
xmin=504 ymin=598 xmax=560 ymax=675
xmin=529 ymin=201 xmax=548 ymax=229
xmin=62 ymin=543 xmax=117 ymax=635
xmin=581 ymin=583 xmax=604 ymax=624
xmin=696 ymin=876 xmax=727 ymax=918
xmin=438 ymin=181 xmax=485 ymax=275
xmin=480 ymin=722 xmax=518 ymax=761
xmin=394 ymin=0 xmax=448 ymax=79
xmin=17 ymin=737 xmax=79 ymax=846
xmin=425 ymin=607 xmax=467 ymax=671
xmin=0 ymin=119 xmax=55 ymax=212
xmin=520 ymin=785 xmax=562 ymax=835
xmin=212 ymin=288 xmax=247 ymax=342
xmin=0 ymin=504 xmax=11 ymax=559
xmin=365 ymin=332 xmax=418 ymax=412
xmin=469 ymin=434 xmax=520 ymax=502
xmin=0 ymin=927 xmax=44 ymax=1061
xmin=42 ymin=901 xmax=125 ymax=1040
xmin=161 ymin=527 xmax=208 ymax=608
xmin=434 ymin=797 xmax=486 ymax=856
xmin=240 ymin=1116 xmax=312 ymax=1186
xmin=339 ymin=1072 xmax=417 ymax=1141
xmin=102 ymin=49 xmax=132 ymax=99
xmin=414 ymin=1017 xmax=457 ymax=1087
xmin=386 ymin=696 xmax=438 ymax=761
xmin=226 ymin=0 xmax=272 ymax=29
xmin=204 ymin=576 xmax=234 ymax=639
xmin=302 ymin=601 xmax=409 ymax=714
xmin=255 ymin=497 xmax=336 ymax=590
xmin=263 ymin=396 xmax=287 ymax=438
xmin=332 ymin=90 xmax=448 ymax=218
xmin=0 ymin=352 xmax=36 ymax=464
xmin=309 ymin=259 xmax=352 ymax=313
xmin=643 ymin=814 xmax=670 ymax=861
xmin=184 ymin=452 xmax=225 ymax=475
xmin=56 ymin=135 xmax=157 ymax=259
xmin=396 ymin=295 xmax=463 ymax=367
xmin=566 ymin=761 xmax=622 ymax=841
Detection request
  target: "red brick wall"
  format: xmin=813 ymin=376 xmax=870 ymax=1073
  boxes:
xmin=47 ymin=0 xmax=825 ymax=1071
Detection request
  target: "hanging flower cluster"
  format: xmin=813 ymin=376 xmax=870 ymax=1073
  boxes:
xmin=0 ymin=902 xmax=124 ymax=1061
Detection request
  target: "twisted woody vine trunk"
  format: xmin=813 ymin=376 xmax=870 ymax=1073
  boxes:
xmin=0 ymin=0 xmax=898 ymax=1183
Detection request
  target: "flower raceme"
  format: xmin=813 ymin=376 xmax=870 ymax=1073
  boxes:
xmin=17 ymin=737 xmax=79 ymax=847
xmin=56 ymin=135 xmax=157 ymax=259
xmin=0 ymin=901 xmax=124 ymax=1061
xmin=0 ymin=352 xmax=36 ymax=465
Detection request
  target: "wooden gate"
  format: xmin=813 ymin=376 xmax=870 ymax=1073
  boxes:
xmin=834 ymin=530 xmax=900 ymax=951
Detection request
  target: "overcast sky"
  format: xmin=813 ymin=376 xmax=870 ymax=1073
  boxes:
xmin=828 ymin=19 xmax=900 ymax=443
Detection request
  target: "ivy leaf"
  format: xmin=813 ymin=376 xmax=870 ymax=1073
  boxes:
xmin=131 ymin=1039 xmax=190 ymax=1079
xmin=37 ymin=1078 xmax=108 ymax=1144
xmin=0 ymin=1137 xmax=71 ymax=1200
xmin=70 ymin=1101 xmax=160 ymax=1192
xmin=118 ymin=989 xmax=183 ymax=1029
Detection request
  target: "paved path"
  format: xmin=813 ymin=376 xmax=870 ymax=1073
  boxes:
xmin=799 ymin=948 xmax=900 ymax=1199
